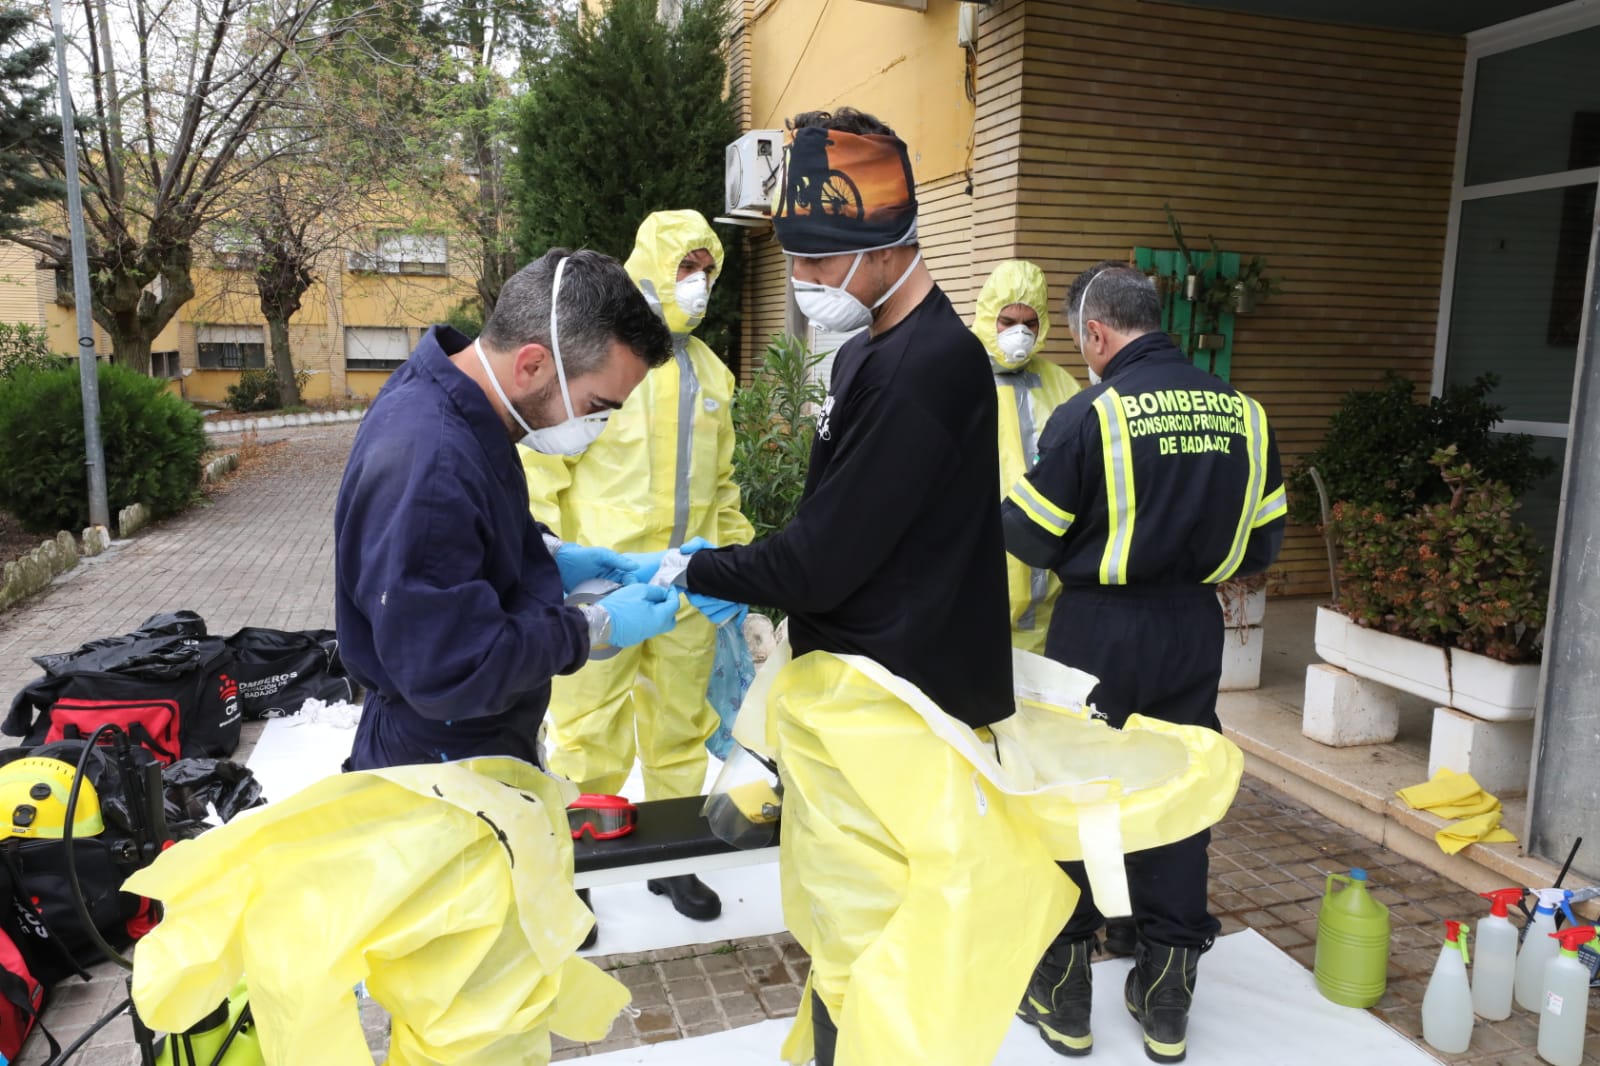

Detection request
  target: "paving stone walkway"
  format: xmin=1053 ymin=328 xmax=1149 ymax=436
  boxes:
xmin=2 ymin=423 xmax=1590 ymax=1065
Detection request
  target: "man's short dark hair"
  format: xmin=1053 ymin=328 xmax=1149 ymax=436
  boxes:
xmin=788 ymin=107 xmax=897 ymax=138
xmin=1065 ymin=261 xmax=1161 ymax=338
xmin=481 ymin=249 xmax=672 ymax=372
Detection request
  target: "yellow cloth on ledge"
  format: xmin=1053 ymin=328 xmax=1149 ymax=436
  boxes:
xmin=1398 ymin=768 xmax=1518 ymax=854
xmin=1436 ymin=809 xmax=1519 ymax=855
xmin=1397 ymin=767 xmax=1498 ymax=818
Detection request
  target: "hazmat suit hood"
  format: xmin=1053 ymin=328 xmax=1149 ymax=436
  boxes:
xmin=975 ymin=260 xmax=1052 ymax=372
xmin=625 ymin=209 xmax=726 ymax=336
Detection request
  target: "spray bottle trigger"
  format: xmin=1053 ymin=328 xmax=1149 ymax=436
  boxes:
xmin=1445 ymin=920 xmax=1471 ymax=965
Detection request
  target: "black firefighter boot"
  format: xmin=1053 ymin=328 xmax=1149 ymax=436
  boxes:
xmin=647 ymin=874 xmax=722 ymax=920
xmin=1124 ymin=940 xmax=1201 ymax=1063
xmin=1017 ymin=936 xmax=1095 ymax=1057
xmin=1103 ymin=917 xmax=1137 ymax=957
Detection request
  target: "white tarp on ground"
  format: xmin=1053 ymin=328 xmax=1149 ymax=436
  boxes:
xmin=584 ymin=929 xmax=1440 ymax=1066
xmin=243 ymin=702 xmax=360 ymax=805
xmin=245 ymin=716 xmax=791 ymax=956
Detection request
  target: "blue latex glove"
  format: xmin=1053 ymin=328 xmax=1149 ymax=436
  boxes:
xmin=624 ymin=538 xmax=716 ymax=585
xmin=599 ymin=584 xmax=682 ymax=648
xmin=688 ymin=592 xmax=748 ymax=628
xmin=555 ymin=543 xmax=639 ymax=593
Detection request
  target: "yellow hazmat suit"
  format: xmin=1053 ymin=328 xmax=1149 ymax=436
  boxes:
xmin=736 ymin=646 xmax=1242 ymax=1066
xmin=526 ymin=210 xmax=754 ymax=800
xmin=973 ymin=260 xmax=1080 ymax=654
xmin=125 ymin=758 xmax=628 ymax=1066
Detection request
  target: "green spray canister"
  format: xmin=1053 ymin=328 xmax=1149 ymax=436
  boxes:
xmin=1315 ymin=867 xmax=1391 ymax=1007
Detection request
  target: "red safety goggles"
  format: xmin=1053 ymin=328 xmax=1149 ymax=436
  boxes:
xmin=567 ymin=794 xmax=638 ymax=841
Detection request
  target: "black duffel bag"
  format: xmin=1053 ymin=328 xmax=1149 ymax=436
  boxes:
xmin=221 ymin=627 xmax=353 ymax=719
xmin=3 ymin=613 xmax=241 ymax=763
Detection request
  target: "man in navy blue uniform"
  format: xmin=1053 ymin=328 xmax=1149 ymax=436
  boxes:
xmin=1003 ymin=263 xmax=1285 ymax=1064
xmin=335 ymin=249 xmax=685 ymax=773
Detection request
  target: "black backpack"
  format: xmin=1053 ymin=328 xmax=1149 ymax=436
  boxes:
xmin=0 ymin=740 xmax=167 ymax=986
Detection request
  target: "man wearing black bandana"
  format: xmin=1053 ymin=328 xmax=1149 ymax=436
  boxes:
xmin=683 ymin=108 xmax=1013 ymax=1064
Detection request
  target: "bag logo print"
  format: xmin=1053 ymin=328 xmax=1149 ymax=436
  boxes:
xmin=217 ymin=674 xmax=241 ymax=726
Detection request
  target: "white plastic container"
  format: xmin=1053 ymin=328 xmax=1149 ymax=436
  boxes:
xmin=1423 ymin=920 xmax=1474 ymax=1055
xmin=1538 ymin=925 xmax=1596 ymax=1066
xmin=1473 ymin=888 xmax=1523 ymax=1020
xmin=1517 ymin=890 xmax=1574 ymax=1012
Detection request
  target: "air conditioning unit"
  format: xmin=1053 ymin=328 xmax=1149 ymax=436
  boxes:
xmin=725 ymin=130 xmax=783 ymax=215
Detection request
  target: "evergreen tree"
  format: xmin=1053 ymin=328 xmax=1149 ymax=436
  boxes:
xmin=514 ymin=0 xmax=743 ymax=363
xmin=0 ymin=8 xmax=60 ymax=233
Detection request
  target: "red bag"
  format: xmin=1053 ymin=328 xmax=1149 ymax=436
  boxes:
xmin=43 ymin=698 xmax=182 ymax=766
xmin=0 ymin=924 xmax=50 ymax=1062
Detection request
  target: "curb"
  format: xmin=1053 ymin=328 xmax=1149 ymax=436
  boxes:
xmin=2 ymin=447 xmax=245 ymax=614
xmin=204 ymin=408 xmax=366 ymax=435
xmin=0 ymin=529 xmax=88 ymax=612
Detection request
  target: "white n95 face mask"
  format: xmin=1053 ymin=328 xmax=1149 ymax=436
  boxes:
xmin=994 ymin=324 xmax=1037 ymax=369
xmin=476 ymin=257 xmax=610 ymax=456
xmin=793 ymin=251 xmax=922 ymax=334
xmin=674 ymin=271 xmax=710 ymax=322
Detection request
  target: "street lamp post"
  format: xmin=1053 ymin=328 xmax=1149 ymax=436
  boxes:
xmin=46 ymin=0 xmax=110 ymax=531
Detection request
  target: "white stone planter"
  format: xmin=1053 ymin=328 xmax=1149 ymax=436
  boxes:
xmin=1313 ymin=607 xmax=1536 ymax=722
xmin=1217 ymin=584 xmax=1266 ymax=691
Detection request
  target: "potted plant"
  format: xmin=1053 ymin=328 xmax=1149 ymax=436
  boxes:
xmin=1217 ymin=570 xmax=1274 ymax=691
xmin=1319 ymin=447 xmax=1547 ymax=721
xmin=1229 ymin=255 xmax=1280 ymax=314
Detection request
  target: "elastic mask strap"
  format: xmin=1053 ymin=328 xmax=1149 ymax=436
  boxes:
xmin=872 ymin=251 xmax=922 ymax=310
xmin=548 ymin=256 xmax=577 ymax=422
xmin=474 ymin=338 xmax=536 ymax=439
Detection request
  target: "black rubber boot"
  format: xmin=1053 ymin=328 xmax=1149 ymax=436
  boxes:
xmin=1103 ymin=917 xmax=1137 ymax=958
xmin=577 ymin=888 xmax=598 ymax=950
xmin=647 ymin=874 xmax=722 ymax=920
xmin=1124 ymin=939 xmax=1200 ymax=1063
xmin=1018 ymin=936 xmax=1095 ymax=1057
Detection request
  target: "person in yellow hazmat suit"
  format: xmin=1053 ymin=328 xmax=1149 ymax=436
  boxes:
xmin=522 ymin=209 xmax=754 ymax=928
xmin=974 ymin=260 xmax=1081 ymax=655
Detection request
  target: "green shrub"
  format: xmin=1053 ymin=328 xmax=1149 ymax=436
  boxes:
xmin=1288 ymin=372 xmax=1554 ymax=525
xmin=0 ymin=322 xmax=64 ymax=380
xmin=732 ymin=334 xmax=826 ymax=541
xmin=0 ymin=362 xmax=207 ymax=533
xmin=444 ymin=298 xmax=484 ymax=338
xmin=1330 ymin=447 xmax=1545 ymax=663
xmin=226 ymin=368 xmax=281 ymax=412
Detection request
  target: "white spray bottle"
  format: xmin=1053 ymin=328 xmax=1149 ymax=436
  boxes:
xmin=1517 ymin=889 xmax=1575 ymax=1012
xmin=1474 ymin=888 xmax=1524 ymax=1020
xmin=1423 ymin=920 xmax=1473 ymax=1054
xmin=1537 ymin=925 xmax=1596 ymax=1066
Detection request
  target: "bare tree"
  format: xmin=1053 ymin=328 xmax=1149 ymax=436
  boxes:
xmin=4 ymin=0 xmax=339 ymax=373
xmin=199 ymin=98 xmax=410 ymax=404
xmin=336 ymin=0 xmax=560 ymax=321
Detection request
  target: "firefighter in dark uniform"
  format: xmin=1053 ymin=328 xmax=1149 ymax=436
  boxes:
xmin=1003 ymin=262 xmax=1286 ymax=1064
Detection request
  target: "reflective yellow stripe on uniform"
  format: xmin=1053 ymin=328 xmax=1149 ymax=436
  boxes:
xmin=1253 ymin=484 xmax=1287 ymax=528
xmin=1204 ymin=397 xmax=1270 ymax=583
xmin=1094 ymin=390 xmax=1137 ymax=584
xmin=1008 ymin=479 xmax=1075 ymax=537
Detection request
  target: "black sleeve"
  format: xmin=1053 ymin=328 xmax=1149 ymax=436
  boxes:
xmin=1001 ymin=404 xmax=1087 ymax=572
xmin=687 ymin=383 xmax=953 ymax=613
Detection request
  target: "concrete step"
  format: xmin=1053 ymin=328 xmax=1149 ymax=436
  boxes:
xmin=1218 ymin=688 xmax=1598 ymax=921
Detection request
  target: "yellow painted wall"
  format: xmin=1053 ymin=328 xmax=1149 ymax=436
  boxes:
xmin=0 ymin=245 xmax=44 ymax=327
xmin=749 ymin=0 xmax=974 ymax=184
xmin=341 ymin=273 xmax=463 ymax=328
